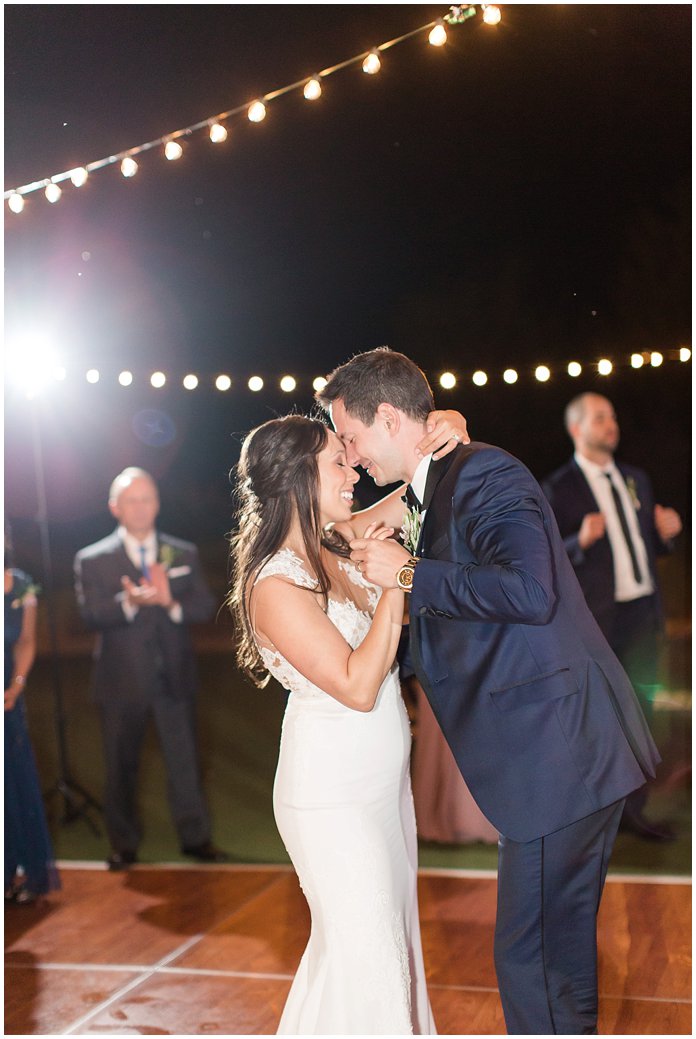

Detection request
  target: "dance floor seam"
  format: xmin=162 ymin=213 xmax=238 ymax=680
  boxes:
xmin=5 ymin=866 xmax=691 ymax=1036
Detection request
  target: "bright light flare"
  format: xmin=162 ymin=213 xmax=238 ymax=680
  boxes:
xmin=439 ymin=372 xmax=457 ymax=389
xmin=86 ymin=369 xmax=100 ymax=384
xmin=5 ymin=335 xmax=64 ymax=398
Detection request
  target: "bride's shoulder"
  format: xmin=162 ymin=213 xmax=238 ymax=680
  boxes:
xmin=254 ymin=547 xmax=317 ymax=590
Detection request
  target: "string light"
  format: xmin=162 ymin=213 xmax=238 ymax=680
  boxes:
xmin=362 ymin=50 xmax=382 ymax=75
xmin=535 ymin=365 xmax=551 ymax=382
xmin=248 ymin=376 xmax=264 ymax=392
xmin=597 ymin=359 xmax=613 ymax=376
xmin=8 ymin=193 xmax=24 ymax=213
xmin=304 ymin=78 xmax=322 ymax=101
xmin=118 ymin=370 xmax=133 ymax=386
xmin=151 ymin=371 xmax=166 ymax=387
xmin=121 ymin=157 xmax=138 ymax=178
xmin=70 ymin=167 xmax=89 ymax=187
xmin=650 ymin=351 xmax=663 ymax=367
xmin=503 ymin=368 xmax=518 ymax=384
xmin=679 ymin=347 xmax=691 ymax=362
xmin=45 ymin=183 xmax=62 ymax=204
xmin=482 ymin=5 xmax=502 ymax=25
xmin=86 ymin=369 xmax=100 ymax=384
xmin=183 ymin=374 xmax=199 ymax=390
xmin=428 ymin=21 xmax=448 ymax=46
xmin=630 ymin=353 xmax=644 ymax=368
xmin=164 ymin=141 xmax=183 ymax=161
xmin=215 ymin=374 xmax=232 ymax=391
xmin=439 ymin=372 xmax=457 ymax=389
xmin=313 ymin=376 xmax=328 ymax=392
xmin=567 ymin=362 xmax=582 ymax=377
xmin=209 ymin=122 xmax=228 ymax=143
xmin=248 ymin=100 xmax=266 ymax=123
xmin=280 ymin=375 xmax=297 ymax=392
xmin=472 ymin=370 xmax=488 ymax=386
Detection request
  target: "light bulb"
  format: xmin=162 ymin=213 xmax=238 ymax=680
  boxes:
xmin=183 ymin=374 xmax=199 ymax=390
xmin=362 ymin=51 xmax=381 ymax=75
xmin=650 ymin=351 xmax=663 ymax=367
xmin=209 ymin=123 xmax=228 ymax=143
xmin=567 ymin=362 xmax=582 ymax=377
xmin=535 ymin=365 xmax=551 ymax=382
xmin=304 ymin=78 xmax=322 ymax=101
xmin=165 ymin=141 xmax=183 ymax=161
xmin=482 ymin=5 xmax=502 ymax=26
xmin=121 ymin=157 xmax=138 ymax=178
xmin=45 ymin=182 xmax=62 ymax=204
xmin=630 ymin=353 xmax=645 ymax=369
xmin=597 ymin=359 xmax=612 ymax=376
xmin=150 ymin=371 xmax=166 ymax=388
xmin=439 ymin=372 xmax=456 ymax=389
xmin=679 ymin=347 xmax=691 ymax=362
xmin=86 ymin=369 xmax=100 ymax=384
xmin=280 ymin=375 xmax=296 ymax=393
xmin=472 ymin=370 xmax=488 ymax=386
xmin=215 ymin=374 xmax=232 ymax=391
xmin=8 ymin=193 xmax=24 ymax=213
xmin=248 ymin=376 xmax=264 ymax=392
xmin=248 ymin=101 xmax=266 ymax=123
xmin=429 ymin=22 xmax=447 ymax=46
xmin=503 ymin=368 xmax=518 ymax=384
xmin=118 ymin=371 xmax=133 ymax=387
xmin=70 ymin=167 xmax=89 ymax=187
xmin=313 ymin=376 xmax=327 ymax=392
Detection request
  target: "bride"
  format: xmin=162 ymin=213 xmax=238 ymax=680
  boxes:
xmin=229 ymin=412 xmax=466 ymax=1035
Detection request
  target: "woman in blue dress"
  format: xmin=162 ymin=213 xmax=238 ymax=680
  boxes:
xmin=5 ymin=550 xmax=60 ymax=904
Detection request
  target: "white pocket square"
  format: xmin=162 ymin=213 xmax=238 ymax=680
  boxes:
xmin=167 ymin=565 xmax=192 ymax=578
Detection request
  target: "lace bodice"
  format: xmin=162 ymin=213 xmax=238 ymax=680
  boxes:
xmin=253 ymin=547 xmax=380 ymax=699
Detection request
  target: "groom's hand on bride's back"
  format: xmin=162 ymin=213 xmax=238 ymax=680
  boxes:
xmin=418 ymin=410 xmax=470 ymax=460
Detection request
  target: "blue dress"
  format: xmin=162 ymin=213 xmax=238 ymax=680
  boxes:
xmin=4 ymin=569 xmax=60 ymax=897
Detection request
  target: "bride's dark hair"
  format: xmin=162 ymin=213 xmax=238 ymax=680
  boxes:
xmin=229 ymin=414 xmax=342 ymax=688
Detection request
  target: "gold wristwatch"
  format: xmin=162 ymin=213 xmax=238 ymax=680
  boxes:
xmin=396 ymin=557 xmax=419 ymax=591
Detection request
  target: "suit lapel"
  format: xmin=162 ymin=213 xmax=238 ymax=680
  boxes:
xmin=417 ymin=450 xmax=460 ymax=554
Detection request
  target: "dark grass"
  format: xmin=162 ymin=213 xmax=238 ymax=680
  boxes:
xmin=23 ymin=653 xmax=691 ymax=875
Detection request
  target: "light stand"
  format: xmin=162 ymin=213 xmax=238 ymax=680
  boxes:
xmin=30 ymin=400 xmax=102 ymax=835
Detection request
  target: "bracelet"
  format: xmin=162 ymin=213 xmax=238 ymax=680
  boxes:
xmin=13 ymin=675 xmax=26 ymax=687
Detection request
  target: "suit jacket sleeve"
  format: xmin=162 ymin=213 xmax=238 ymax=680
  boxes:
xmin=411 ymin=450 xmax=557 ymax=625
xmin=540 ymin=472 xmax=586 ymax=567
xmin=74 ymin=551 xmax=132 ymax=631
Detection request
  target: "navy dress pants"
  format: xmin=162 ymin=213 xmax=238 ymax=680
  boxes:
xmin=494 ymin=798 xmax=625 ymax=1035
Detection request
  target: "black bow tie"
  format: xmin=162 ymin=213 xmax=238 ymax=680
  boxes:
xmin=403 ymin=485 xmax=422 ymax=511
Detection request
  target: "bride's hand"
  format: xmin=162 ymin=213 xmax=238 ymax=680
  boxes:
xmin=418 ymin=409 xmax=470 ymax=460
xmin=362 ymin=522 xmax=395 ymax=541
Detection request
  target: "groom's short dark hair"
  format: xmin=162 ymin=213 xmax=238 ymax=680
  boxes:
xmin=316 ymin=347 xmax=435 ymax=425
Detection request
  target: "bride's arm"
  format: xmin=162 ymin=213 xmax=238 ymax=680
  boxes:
xmin=338 ymin=409 xmax=470 ymax=539
xmin=252 ymin=577 xmax=404 ymax=712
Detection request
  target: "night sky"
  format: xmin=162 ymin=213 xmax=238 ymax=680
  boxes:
xmin=4 ymin=5 xmax=691 ymax=597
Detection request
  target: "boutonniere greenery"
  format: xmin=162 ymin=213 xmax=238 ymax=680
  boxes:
xmin=626 ymin=477 xmax=641 ymax=510
xmin=400 ymin=504 xmax=423 ymax=555
xmin=11 ymin=582 xmax=41 ymax=609
xmin=158 ymin=544 xmax=182 ymax=571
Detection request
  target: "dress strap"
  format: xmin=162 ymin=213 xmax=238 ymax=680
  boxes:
xmin=254 ymin=547 xmax=318 ymax=591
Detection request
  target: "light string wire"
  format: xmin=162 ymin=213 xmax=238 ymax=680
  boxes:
xmin=4 ymin=5 xmax=484 ymax=203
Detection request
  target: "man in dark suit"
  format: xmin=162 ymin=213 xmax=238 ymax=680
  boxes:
xmin=318 ymin=349 xmax=660 ymax=1035
xmin=542 ymin=392 xmax=682 ymax=841
xmin=74 ymin=467 xmax=226 ymax=870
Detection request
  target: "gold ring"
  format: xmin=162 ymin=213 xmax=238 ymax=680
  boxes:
xmin=356 ymin=561 xmax=363 ymax=573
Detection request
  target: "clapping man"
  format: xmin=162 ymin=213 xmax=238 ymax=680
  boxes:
xmin=75 ymin=467 xmax=226 ymax=869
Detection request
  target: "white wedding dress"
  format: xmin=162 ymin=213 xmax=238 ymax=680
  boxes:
xmin=255 ymin=548 xmax=436 ymax=1035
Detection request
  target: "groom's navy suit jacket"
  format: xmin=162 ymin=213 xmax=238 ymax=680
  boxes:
xmin=407 ymin=442 xmax=660 ymax=844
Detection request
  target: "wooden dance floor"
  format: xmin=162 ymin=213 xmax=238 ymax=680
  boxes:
xmin=5 ymin=864 xmax=691 ymax=1035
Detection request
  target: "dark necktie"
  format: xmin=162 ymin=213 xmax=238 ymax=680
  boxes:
xmin=139 ymin=545 xmax=151 ymax=581
xmin=604 ymin=472 xmax=643 ymax=583
xmin=403 ymin=485 xmax=422 ymax=512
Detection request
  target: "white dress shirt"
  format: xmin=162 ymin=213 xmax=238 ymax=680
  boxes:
xmin=117 ymin=527 xmax=183 ymax=623
xmin=409 ymin=454 xmax=432 ymax=513
xmin=574 ymin=453 xmax=654 ymax=602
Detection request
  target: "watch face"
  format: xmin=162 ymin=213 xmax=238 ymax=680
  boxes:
xmin=397 ymin=564 xmax=415 ymax=590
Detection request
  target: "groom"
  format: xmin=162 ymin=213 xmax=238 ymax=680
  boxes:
xmin=317 ymin=348 xmax=660 ymax=1035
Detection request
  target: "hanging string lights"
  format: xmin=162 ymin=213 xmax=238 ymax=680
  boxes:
xmin=5 ymin=5 xmax=500 ymax=213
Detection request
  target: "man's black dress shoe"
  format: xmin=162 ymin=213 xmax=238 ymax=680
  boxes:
xmin=107 ymin=850 xmax=138 ymax=871
xmin=620 ymin=812 xmax=677 ymax=842
xmin=181 ymin=842 xmax=229 ymax=863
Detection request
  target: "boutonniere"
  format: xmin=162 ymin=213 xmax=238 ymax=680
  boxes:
xmin=626 ymin=477 xmax=641 ymax=510
xmin=158 ymin=544 xmax=182 ymax=571
xmin=400 ymin=504 xmax=423 ymax=555
xmin=11 ymin=583 xmax=41 ymax=609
